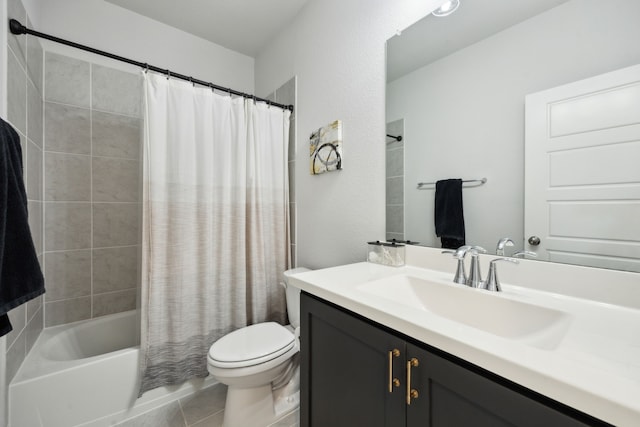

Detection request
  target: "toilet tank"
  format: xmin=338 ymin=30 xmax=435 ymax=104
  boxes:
xmin=282 ymin=267 xmax=310 ymax=329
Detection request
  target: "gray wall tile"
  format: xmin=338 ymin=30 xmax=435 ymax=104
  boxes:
xmin=6 ymin=331 xmax=26 ymax=384
xmin=6 ymin=304 xmax=26 ymax=349
xmin=92 ymin=65 xmax=141 ymax=117
xmin=45 ymin=297 xmax=91 ymax=326
xmin=44 ymin=202 xmax=91 ymax=250
xmin=27 ymin=80 xmax=43 ymax=147
xmin=290 ymin=202 xmax=296 ymax=245
xmin=26 ymin=140 xmax=42 ymax=200
xmin=288 ymin=161 xmax=296 ymax=202
xmin=93 ymin=203 xmax=140 ymax=247
xmin=386 ymin=176 xmax=404 ymax=205
xmin=93 ymin=289 xmax=137 ymax=317
xmin=92 ymin=111 xmax=141 ymax=159
xmin=288 ymin=117 xmax=296 ymax=161
xmin=44 ymin=102 xmax=91 ymax=154
xmin=28 ymin=200 xmax=42 ymax=255
xmin=386 ymin=205 xmax=404 ymax=234
xmin=93 ymin=246 xmax=139 ymax=293
xmin=44 ymin=250 xmax=92 ymax=301
xmin=25 ymin=305 xmax=43 ymax=353
xmin=45 ymin=52 xmax=90 ymax=107
xmin=93 ymin=157 xmax=139 ymax=202
xmin=386 ymin=232 xmax=405 ymax=242
xmin=386 ymin=147 xmax=404 ymax=178
xmin=45 ymin=152 xmax=91 ymax=201
xmin=42 ymin=55 xmax=144 ymax=326
xmin=27 ymin=295 xmax=43 ymax=320
xmin=7 ymin=47 xmax=27 ymax=135
xmin=7 ymin=0 xmax=27 ymax=69
xmin=26 ymin=33 xmax=44 ymax=93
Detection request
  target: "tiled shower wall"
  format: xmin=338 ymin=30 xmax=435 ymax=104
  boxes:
xmin=266 ymin=77 xmax=297 ymax=266
xmin=43 ymin=52 xmax=141 ymax=326
xmin=386 ymin=119 xmax=404 ymax=241
xmin=5 ymin=0 xmax=45 ymax=384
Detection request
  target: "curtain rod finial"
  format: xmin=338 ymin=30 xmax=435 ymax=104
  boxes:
xmin=9 ymin=19 xmax=26 ymax=35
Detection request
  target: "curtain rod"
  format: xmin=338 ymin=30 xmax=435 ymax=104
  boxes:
xmin=8 ymin=19 xmax=294 ymax=113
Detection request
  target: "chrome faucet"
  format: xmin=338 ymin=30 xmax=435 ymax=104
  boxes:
xmin=442 ymin=245 xmax=471 ymax=285
xmin=484 ymin=257 xmax=519 ymax=292
xmin=496 ymin=237 xmax=514 ymax=256
xmin=466 ymin=246 xmax=487 ymax=288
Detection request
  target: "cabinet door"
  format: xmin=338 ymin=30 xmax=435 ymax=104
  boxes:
xmin=301 ymin=292 xmax=406 ymax=427
xmin=405 ymin=343 xmax=595 ymax=427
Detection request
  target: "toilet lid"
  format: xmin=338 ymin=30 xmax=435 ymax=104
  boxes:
xmin=208 ymin=322 xmax=295 ymax=368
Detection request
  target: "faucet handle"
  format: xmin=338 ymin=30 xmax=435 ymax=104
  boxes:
xmin=485 ymin=257 xmax=519 ymax=292
xmin=441 ymin=249 xmax=468 ymax=284
xmin=513 ymin=250 xmax=537 ymax=259
xmin=496 ymin=237 xmax=515 ymax=256
xmin=468 ymin=245 xmax=487 ymax=256
xmin=465 ymin=246 xmax=486 ymax=288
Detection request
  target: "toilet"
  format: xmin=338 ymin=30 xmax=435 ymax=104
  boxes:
xmin=207 ymin=267 xmax=309 ymax=427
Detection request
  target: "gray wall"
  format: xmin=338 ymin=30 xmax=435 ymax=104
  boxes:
xmin=43 ymin=52 xmax=141 ymax=326
xmin=4 ymin=0 xmax=45 ymax=397
xmin=385 ymin=119 xmax=404 ymax=242
xmin=266 ymin=77 xmax=297 ymax=266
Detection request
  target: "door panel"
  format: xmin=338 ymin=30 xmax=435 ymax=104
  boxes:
xmin=300 ymin=293 xmax=406 ymax=427
xmin=405 ymin=343 xmax=591 ymax=427
xmin=525 ymin=64 xmax=640 ymax=272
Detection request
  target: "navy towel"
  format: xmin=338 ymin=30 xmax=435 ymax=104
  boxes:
xmin=434 ymin=179 xmax=465 ymax=250
xmin=0 ymin=118 xmax=45 ymax=337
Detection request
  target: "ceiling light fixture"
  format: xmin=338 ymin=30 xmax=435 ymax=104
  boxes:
xmin=431 ymin=0 xmax=460 ymax=17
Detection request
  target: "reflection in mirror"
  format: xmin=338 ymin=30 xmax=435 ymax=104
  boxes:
xmin=385 ymin=0 xmax=640 ymax=272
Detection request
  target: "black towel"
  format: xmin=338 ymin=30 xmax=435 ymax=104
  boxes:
xmin=434 ymin=179 xmax=465 ymax=250
xmin=0 ymin=118 xmax=45 ymax=337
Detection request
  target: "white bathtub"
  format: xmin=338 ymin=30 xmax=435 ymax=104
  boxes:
xmin=9 ymin=310 xmax=216 ymax=427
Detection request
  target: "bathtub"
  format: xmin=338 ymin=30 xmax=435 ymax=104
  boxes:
xmin=9 ymin=310 xmax=216 ymax=427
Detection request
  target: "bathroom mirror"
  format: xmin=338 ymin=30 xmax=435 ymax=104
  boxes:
xmin=385 ymin=0 xmax=640 ymax=272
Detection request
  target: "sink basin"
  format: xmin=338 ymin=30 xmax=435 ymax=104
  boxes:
xmin=357 ymin=275 xmax=571 ymax=350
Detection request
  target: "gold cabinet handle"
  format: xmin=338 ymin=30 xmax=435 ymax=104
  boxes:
xmin=406 ymin=357 xmax=419 ymax=405
xmin=388 ymin=348 xmax=400 ymax=393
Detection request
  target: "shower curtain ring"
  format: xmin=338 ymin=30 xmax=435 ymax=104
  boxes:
xmin=189 ymin=76 xmax=194 ymax=87
xmin=143 ymin=63 xmax=149 ymax=73
xmin=166 ymin=70 xmax=171 ymax=80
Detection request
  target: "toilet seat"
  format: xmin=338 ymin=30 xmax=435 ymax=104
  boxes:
xmin=208 ymin=322 xmax=295 ymax=369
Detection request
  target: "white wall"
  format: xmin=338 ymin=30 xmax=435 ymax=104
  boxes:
xmin=33 ymin=0 xmax=254 ymax=92
xmin=386 ymin=0 xmax=640 ymax=251
xmin=255 ymin=0 xmax=442 ymax=269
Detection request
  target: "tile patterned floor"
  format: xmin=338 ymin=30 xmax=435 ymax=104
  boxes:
xmin=114 ymin=383 xmax=300 ymax=427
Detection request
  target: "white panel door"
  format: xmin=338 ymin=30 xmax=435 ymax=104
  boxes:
xmin=525 ymin=64 xmax=640 ymax=272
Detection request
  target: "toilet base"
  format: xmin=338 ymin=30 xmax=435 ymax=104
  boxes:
xmin=223 ymin=384 xmax=275 ymax=427
xmin=221 ymin=366 xmax=300 ymax=427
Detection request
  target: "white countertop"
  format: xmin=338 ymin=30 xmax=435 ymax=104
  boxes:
xmin=289 ymin=249 xmax=640 ymax=426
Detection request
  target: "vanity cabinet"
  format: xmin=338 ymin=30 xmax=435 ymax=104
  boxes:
xmin=300 ymin=292 xmax=607 ymax=427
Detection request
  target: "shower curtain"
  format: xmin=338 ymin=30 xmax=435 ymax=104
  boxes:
xmin=139 ymin=72 xmax=291 ymax=395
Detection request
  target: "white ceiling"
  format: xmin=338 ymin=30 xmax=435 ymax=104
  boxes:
xmin=387 ymin=0 xmax=570 ymax=82
xmin=105 ymin=0 xmax=308 ymax=57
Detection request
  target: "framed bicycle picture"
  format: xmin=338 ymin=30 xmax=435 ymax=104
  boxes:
xmin=309 ymin=120 xmax=343 ymax=175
